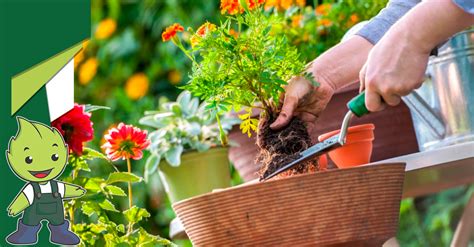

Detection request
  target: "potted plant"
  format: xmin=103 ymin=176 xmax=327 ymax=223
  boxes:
xmin=163 ymin=0 xmax=327 ymax=180
xmin=139 ymin=91 xmax=238 ymax=203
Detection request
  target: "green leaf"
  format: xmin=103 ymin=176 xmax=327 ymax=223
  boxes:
xmin=104 ymin=185 xmax=127 ymax=197
xmin=144 ymin=155 xmax=160 ymax=182
xmin=139 ymin=115 xmax=162 ymax=129
xmin=124 ymin=206 xmax=151 ymax=224
xmin=177 ymin=90 xmax=192 ymax=108
xmin=137 ymin=228 xmax=176 ymax=247
xmin=106 ymin=172 xmax=142 ymax=184
xmin=82 ymin=148 xmax=109 ymax=161
xmin=73 ymin=159 xmax=91 ymax=172
xmin=170 ymin=103 xmax=182 ymax=116
xmin=81 ymin=201 xmax=100 ymax=217
xmin=99 ymin=199 xmax=119 ymax=212
xmin=164 ymin=146 xmax=183 ymax=167
xmin=84 ymin=104 xmax=111 ymax=113
xmin=84 ymin=178 xmax=104 ymax=193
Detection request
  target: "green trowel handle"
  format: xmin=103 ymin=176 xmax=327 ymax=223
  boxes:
xmin=347 ymin=92 xmax=369 ymax=117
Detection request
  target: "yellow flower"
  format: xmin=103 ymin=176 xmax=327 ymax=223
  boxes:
xmin=291 ymin=14 xmax=303 ymax=27
xmin=74 ymin=50 xmax=84 ymax=68
xmin=78 ymin=58 xmax=98 ymax=85
xmin=125 ymin=73 xmax=149 ymax=100
xmin=74 ymin=40 xmax=90 ymax=68
xmin=95 ymin=18 xmax=117 ymax=40
xmin=168 ymin=70 xmax=182 ymax=85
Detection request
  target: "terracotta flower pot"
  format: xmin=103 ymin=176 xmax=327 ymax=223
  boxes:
xmin=318 ymin=124 xmax=375 ymax=168
xmin=173 ymin=163 xmax=406 ymax=246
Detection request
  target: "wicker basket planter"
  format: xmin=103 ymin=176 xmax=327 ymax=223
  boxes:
xmin=173 ymin=163 xmax=406 ymax=246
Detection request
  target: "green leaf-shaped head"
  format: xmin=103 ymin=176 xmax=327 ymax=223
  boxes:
xmin=6 ymin=117 xmax=68 ymax=182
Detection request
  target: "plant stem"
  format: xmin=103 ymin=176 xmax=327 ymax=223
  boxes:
xmin=69 ymin=160 xmax=79 ymax=225
xmin=126 ymin=158 xmax=133 ymax=234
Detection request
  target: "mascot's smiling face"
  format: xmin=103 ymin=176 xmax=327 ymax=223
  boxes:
xmin=6 ymin=117 xmax=68 ymax=183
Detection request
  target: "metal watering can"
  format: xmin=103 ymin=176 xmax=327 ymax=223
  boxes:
xmin=411 ymin=28 xmax=474 ymax=150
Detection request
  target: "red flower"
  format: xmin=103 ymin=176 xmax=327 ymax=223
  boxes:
xmin=102 ymin=123 xmax=150 ymax=161
xmin=162 ymin=23 xmax=184 ymax=42
xmin=51 ymin=104 xmax=94 ymax=156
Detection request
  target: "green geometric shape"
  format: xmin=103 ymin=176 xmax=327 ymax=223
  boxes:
xmin=11 ymin=42 xmax=82 ymax=115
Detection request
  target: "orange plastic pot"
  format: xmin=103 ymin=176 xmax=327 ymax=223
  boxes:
xmin=318 ymin=124 xmax=375 ymax=168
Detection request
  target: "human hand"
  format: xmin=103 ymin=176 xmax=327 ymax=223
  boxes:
xmin=359 ymin=30 xmax=430 ymax=112
xmin=270 ymin=75 xmax=335 ymax=142
xmin=359 ymin=0 xmax=474 ymax=112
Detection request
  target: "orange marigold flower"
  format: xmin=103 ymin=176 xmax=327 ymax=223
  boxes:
xmin=168 ymin=69 xmax=182 ymax=84
xmin=280 ymin=0 xmax=293 ymax=9
xmin=296 ymin=0 xmax=305 ymax=7
xmin=349 ymin=14 xmax=359 ymax=24
xmin=229 ymin=29 xmax=239 ymax=38
xmin=247 ymin=0 xmax=265 ymax=10
xmin=125 ymin=73 xmax=149 ymax=100
xmin=264 ymin=0 xmax=280 ymax=10
xmin=221 ymin=0 xmax=243 ymax=15
xmin=319 ymin=18 xmax=332 ymax=27
xmin=95 ymin=18 xmax=117 ymax=40
xmin=102 ymin=123 xmax=150 ymax=161
xmin=291 ymin=14 xmax=303 ymax=27
xmin=162 ymin=23 xmax=184 ymax=42
xmin=191 ymin=22 xmax=216 ymax=48
xmin=196 ymin=22 xmax=216 ymax=37
xmin=315 ymin=3 xmax=331 ymax=15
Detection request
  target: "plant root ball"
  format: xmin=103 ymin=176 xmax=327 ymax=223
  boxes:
xmin=257 ymin=116 xmax=320 ymax=180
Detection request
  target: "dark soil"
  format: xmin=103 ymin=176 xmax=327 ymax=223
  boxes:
xmin=257 ymin=116 xmax=320 ymax=180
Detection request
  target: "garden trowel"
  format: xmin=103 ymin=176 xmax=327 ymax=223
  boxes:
xmin=262 ymin=92 xmax=370 ymax=181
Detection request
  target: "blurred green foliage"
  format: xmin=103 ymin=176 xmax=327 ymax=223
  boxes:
xmin=74 ymin=0 xmax=474 ymax=246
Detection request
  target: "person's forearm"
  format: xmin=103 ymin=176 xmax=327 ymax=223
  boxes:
xmin=389 ymin=0 xmax=474 ymax=54
xmin=309 ymin=35 xmax=373 ymax=91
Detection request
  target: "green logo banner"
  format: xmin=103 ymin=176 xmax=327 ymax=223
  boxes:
xmin=0 ymin=0 xmax=90 ymax=245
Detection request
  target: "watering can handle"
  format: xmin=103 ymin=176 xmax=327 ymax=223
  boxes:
xmin=347 ymin=92 xmax=370 ymax=117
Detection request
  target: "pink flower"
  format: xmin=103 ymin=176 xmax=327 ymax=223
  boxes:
xmin=102 ymin=123 xmax=150 ymax=161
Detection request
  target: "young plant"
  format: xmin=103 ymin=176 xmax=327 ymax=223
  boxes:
xmin=163 ymin=0 xmax=321 ymax=179
xmin=163 ymin=0 xmax=317 ymax=139
xmin=139 ymin=91 xmax=238 ymax=179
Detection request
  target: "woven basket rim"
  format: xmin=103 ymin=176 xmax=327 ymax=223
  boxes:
xmin=173 ymin=162 xmax=406 ymax=207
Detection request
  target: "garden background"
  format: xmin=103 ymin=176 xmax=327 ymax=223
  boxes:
xmin=71 ymin=0 xmax=473 ymax=246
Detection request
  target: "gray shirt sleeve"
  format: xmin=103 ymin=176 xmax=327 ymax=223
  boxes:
xmin=453 ymin=0 xmax=474 ymax=14
xmin=356 ymin=0 xmax=421 ymax=45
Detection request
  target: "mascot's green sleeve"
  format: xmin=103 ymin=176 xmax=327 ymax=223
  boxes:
xmin=5 ymin=117 xmax=86 ymax=245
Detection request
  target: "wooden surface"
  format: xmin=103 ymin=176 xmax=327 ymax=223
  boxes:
xmin=373 ymin=141 xmax=474 ymax=198
xmin=173 ymin=163 xmax=406 ymax=246
xmin=229 ymin=88 xmax=419 ymax=182
xmin=450 ymin=192 xmax=474 ymax=247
